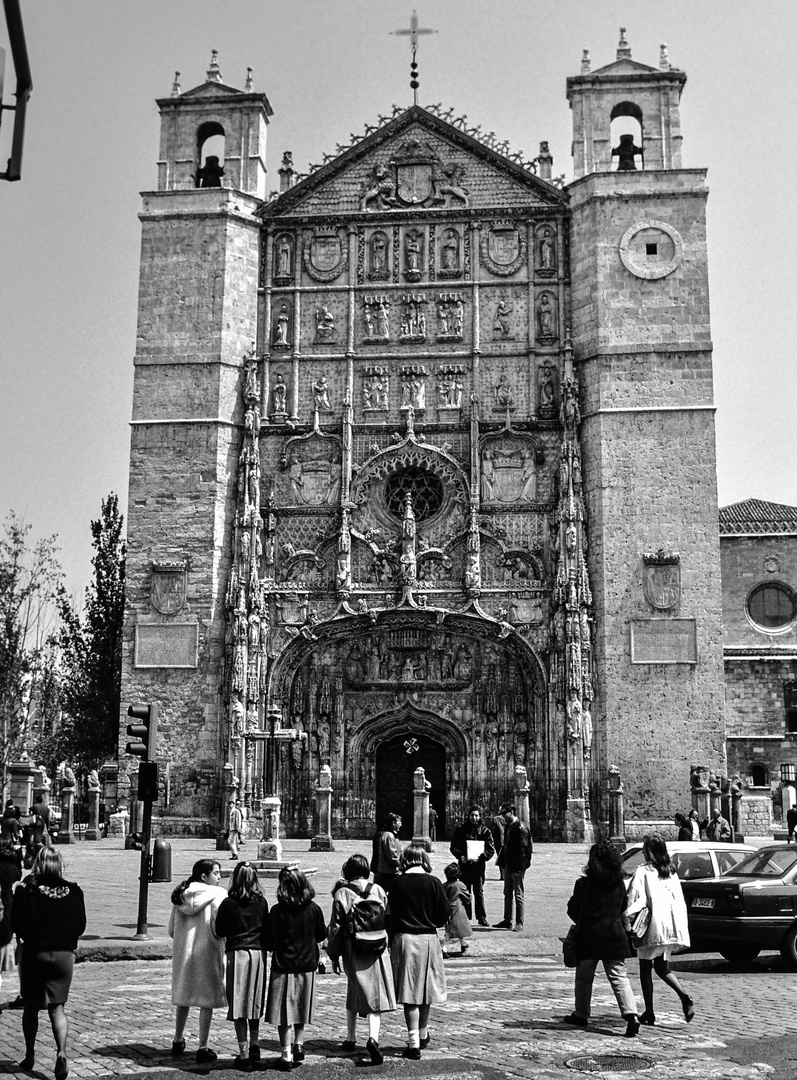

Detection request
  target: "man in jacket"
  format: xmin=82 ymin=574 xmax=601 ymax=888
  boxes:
xmin=489 ymin=804 xmax=511 ymax=880
xmin=370 ymin=813 xmax=402 ymax=891
xmin=493 ymin=805 xmax=532 ymax=931
xmin=705 ymin=808 xmax=731 ymax=842
xmin=450 ymin=805 xmax=495 ymax=926
xmin=787 ymin=804 xmax=797 ymax=843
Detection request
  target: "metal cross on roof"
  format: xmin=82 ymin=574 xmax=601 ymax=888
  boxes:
xmin=391 ymin=10 xmax=438 ymax=106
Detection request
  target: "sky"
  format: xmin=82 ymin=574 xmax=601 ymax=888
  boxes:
xmin=1 ymin=0 xmax=795 ymax=599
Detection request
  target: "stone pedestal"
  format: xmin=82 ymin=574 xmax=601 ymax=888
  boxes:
xmin=57 ymin=785 xmax=76 ymax=844
xmin=691 ymin=788 xmax=710 ymax=836
xmin=258 ymin=796 xmax=283 ymax=861
xmin=411 ymin=766 xmax=431 ymax=851
xmin=514 ymin=765 xmax=531 ymax=830
xmin=85 ymin=788 xmax=101 ymax=841
xmin=6 ymin=758 xmax=37 ymax=814
xmin=310 ymin=765 xmax=334 ymax=852
xmin=607 ymin=766 xmax=625 ymax=851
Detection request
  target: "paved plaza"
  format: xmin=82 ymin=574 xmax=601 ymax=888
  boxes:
xmin=0 ymin=838 xmax=795 ymax=1078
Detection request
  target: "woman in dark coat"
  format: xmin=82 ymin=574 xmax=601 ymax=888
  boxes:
xmin=11 ymin=847 xmax=86 ymax=1077
xmin=387 ymin=843 xmax=450 ymax=1060
xmin=564 ymin=840 xmax=640 ymax=1037
xmin=0 ymin=836 xmax=23 ymax=1003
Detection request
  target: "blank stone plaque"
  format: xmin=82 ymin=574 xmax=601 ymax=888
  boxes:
xmin=134 ymin=623 xmax=198 ymax=668
xmin=630 ymin=619 xmax=698 ymax=665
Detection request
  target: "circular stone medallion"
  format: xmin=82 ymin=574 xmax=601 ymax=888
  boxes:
xmin=619 ymin=220 xmax=683 ymax=280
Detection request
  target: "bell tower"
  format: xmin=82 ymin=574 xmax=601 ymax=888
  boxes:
xmin=567 ymin=29 xmax=686 ymax=177
xmin=119 ymin=56 xmax=272 ymax=831
xmin=567 ymin=32 xmax=726 ymax=824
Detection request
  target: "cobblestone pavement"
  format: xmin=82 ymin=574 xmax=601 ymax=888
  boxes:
xmin=0 ymin=837 xmax=795 ymax=1077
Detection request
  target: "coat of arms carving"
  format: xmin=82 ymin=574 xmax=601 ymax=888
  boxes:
xmin=642 ymin=550 xmax=681 ymax=610
xmin=358 ymin=140 xmax=469 ymax=212
xmin=302 ymin=228 xmax=348 ymax=282
xmin=151 ymin=562 xmax=187 ymax=615
xmin=480 ymin=221 xmax=527 ymax=277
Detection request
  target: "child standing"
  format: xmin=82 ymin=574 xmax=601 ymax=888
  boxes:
xmin=215 ymin=862 xmax=269 ymax=1070
xmin=442 ymin=862 xmax=473 ymax=957
xmin=264 ymin=867 xmax=327 ymax=1071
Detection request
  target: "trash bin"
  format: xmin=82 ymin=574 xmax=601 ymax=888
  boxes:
xmin=151 ymin=836 xmax=172 ymax=882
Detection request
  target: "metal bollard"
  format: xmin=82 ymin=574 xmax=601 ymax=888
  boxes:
xmin=151 ymin=836 xmax=172 ymax=882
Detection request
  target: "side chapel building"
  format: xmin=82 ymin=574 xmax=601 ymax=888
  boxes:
xmin=120 ymin=34 xmax=727 ymax=840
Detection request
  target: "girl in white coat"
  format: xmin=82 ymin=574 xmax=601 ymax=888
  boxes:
xmin=169 ymin=858 xmax=227 ymax=1063
xmin=624 ymin=834 xmax=694 ymax=1026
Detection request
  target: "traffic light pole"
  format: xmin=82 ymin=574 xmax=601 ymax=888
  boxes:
xmin=134 ymin=796 xmax=153 ymax=939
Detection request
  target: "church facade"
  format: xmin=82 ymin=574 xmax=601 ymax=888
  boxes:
xmin=120 ymin=35 xmax=726 ymax=840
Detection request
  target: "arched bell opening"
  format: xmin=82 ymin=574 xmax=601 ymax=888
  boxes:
xmin=610 ymin=101 xmax=644 ymax=171
xmin=195 ymin=121 xmax=226 ymax=187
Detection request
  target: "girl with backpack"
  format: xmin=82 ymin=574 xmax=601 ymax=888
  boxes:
xmin=387 ymin=843 xmax=450 ymax=1059
xmin=215 ymin=862 xmax=269 ymax=1069
xmin=327 ymin=854 xmax=396 ymax=1064
xmin=264 ymin=867 xmax=327 ymax=1071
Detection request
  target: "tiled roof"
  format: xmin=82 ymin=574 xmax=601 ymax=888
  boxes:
xmin=719 ymin=499 xmax=797 ymax=535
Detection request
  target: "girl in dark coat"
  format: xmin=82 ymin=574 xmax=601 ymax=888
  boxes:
xmin=564 ymin=840 xmax=640 ymax=1037
xmin=215 ymin=862 xmax=269 ymax=1069
xmin=11 ymin=847 xmax=86 ymax=1078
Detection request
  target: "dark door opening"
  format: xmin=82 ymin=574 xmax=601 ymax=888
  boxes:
xmin=376 ymin=732 xmax=446 ymax=841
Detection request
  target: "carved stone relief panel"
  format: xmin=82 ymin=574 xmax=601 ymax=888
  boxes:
xmin=302 ymin=227 xmax=347 ymax=283
xmin=399 ymin=295 xmax=428 ymax=343
xmin=436 ymin=364 xmax=464 ymax=410
xmin=399 ymin=365 xmax=428 ymax=410
xmin=538 ymin=360 xmax=559 ymax=419
xmin=363 ymin=294 xmax=390 ymax=342
xmin=480 ymin=220 xmax=527 ymax=277
xmin=436 ymin=292 xmax=464 ymax=342
xmin=362 ymin=365 xmax=390 ymax=412
xmin=280 ymin=434 xmax=342 ymax=507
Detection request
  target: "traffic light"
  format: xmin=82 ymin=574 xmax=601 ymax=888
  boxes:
xmin=137 ymin=760 xmax=159 ymax=802
xmin=126 ymin=702 xmax=158 ymax=761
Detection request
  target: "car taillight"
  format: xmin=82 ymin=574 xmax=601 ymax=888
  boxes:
xmin=727 ymin=891 xmax=744 ymax=912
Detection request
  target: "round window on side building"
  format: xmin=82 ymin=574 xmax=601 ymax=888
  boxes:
xmin=746 ymin=582 xmax=797 ymax=634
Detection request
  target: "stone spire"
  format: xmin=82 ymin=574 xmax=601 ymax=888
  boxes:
xmin=616 ymin=27 xmax=632 ymax=61
xmin=206 ymin=49 xmax=222 ymax=83
xmin=659 ymin=43 xmax=670 ymax=70
xmin=245 ymin=67 xmax=253 ymax=91
xmin=580 ymin=49 xmax=590 ymax=74
xmin=171 ymin=71 xmax=181 ymax=97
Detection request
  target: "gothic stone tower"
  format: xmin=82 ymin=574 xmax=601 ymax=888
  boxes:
xmin=121 ymin=34 xmax=724 ymax=840
xmin=119 ymin=57 xmax=272 ymax=831
xmin=567 ymin=31 xmax=725 ymax=822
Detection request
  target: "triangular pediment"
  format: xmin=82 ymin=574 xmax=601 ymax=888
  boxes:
xmin=261 ymin=106 xmax=566 ymax=218
xmin=181 ymin=81 xmax=249 ymax=99
xmin=590 ymin=58 xmax=664 ymax=77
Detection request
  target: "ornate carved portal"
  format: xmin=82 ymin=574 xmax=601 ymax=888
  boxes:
xmin=264 ymin=614 xmax=550 ymax=839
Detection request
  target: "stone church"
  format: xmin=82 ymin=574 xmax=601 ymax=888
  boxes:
xmin=120 ymin=33 xmax=726 ymax=841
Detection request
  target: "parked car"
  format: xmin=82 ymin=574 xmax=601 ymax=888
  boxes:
xmin=622 ymin=841 xmax=754 ymax=882
xmin=681 ymin=844 xmax=797 ymax=967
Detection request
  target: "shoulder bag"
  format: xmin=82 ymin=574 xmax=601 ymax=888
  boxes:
xmin=563 ymin=881 xmax=588 ymax=968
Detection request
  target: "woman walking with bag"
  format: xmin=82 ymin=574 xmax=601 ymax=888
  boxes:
xmin=169 ymin=858 xmax=227 ymax=1063
xmin=563 ymin=841 xmax=640 ymax=1037
xmin=387 ymin=843 xmax=449 ymax=1059
xmin=215 ymin=862 xmax=269 ymax=1070
xmin=264 ymin=867 xmax=327 ymax=1071
xmin=624 ymin=833 xmax=693 ymax=1026
xmin=327 ymin=854 xmax=396 ymax=1064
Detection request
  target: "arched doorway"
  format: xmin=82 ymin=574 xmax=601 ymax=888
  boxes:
xmin=376 ymin=732 xmax=446 ymax=841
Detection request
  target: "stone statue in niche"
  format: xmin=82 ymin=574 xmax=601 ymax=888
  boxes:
xmin=363 ymin=296 xmax=390 ymax=341
xmin=440 ymin=227 xmax=461 ymax=274
xmin=275 ymin=234 xmax=292 ymax=279
xmin=271 ymin=373 xmax=288 ymax=417
xmin=566 ymin=691 xmax=582 ymax=740
xmin=537 ymin=292 xmax=557 ymax=342
xmin=582 ymin=708 xmax=593 ymax=759
xmin=437 ymin=368 xmax=463 ymax=409
xmin=273 ymin=302 xmax=291 ymax=349
xmin=513 ymin=718 xmax=528 ymax=765
xmin=400 ymin=297 xmax=427 ymax=342
xmin=493 ymin=374 xmax=515 ymax=411
xmin=436 ymin=293 xmax=464 ymax=342
xmin=315 ymin=304 xmax=335 ymax=342
xmin=493 ymin=298 xmax=513 ymax=339
xmin=400 ymin=366 xmax=427 ymax=410
xmin=485 ymin=720 xmax=500 ymax=768
xmin=312 ymin=376 xmax=332 ymax=412
xmin=538 ymin=226 xmax=556 ymax=272
xmin=538 ymin=361 xmax=557 ymax=418
xmin=404 ymin=229 xmax=423 ymax=281
xmin=369 ymin=231 xmax=389 ymax=279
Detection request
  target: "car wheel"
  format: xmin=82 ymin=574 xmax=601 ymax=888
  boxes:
xmin=718 ymin=944 xmax=761 ymax=966
xmin=779 ymin=926 xmax=797 ymax=969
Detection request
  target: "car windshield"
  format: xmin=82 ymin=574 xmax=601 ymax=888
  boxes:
xmin=729 ymin=848 xmax=797 ymax=877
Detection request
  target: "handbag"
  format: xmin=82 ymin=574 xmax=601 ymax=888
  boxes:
xmin=629 ymin=870 xmax=652 ymax=946
xmin=563 ymin=881 xmax=588 ymax=968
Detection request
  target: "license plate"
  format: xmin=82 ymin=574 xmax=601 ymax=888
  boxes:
xmin=692 ymin=897 xmax=715 ymax=909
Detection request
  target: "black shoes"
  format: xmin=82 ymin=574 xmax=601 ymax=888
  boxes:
xmin=171 ymin=1039 xmax=186 ymax=1057
xmin=639 ymin=1011 xmax=655 ymax=1026
xmin=402 ymin=1047 xmax=421 ymax=1060
xmin=293 ymin=1044 xmax=305 ymax=1062
xmin=55 ymin=1054 xmax=69 ymax=1080
xmin=624 ymin=1014 xmax=640 ymax=1038
xmin=196 ymin=1048 xmax=218 ymax=1064
xmin=492 ymin=920 xmax=511 ymax=929
xmin=341 ymin=1041 xmax=356 ymax=1052
xmin=366 ymin=1038 xmax=383 ymax=1065
xmin=563 ymin=1013 xmax=588 ymax=1026
xmin=477 ymin=917 xmax=489 ymax=927
xmin=234 ymin=1055 xmax=252 ymax=1071
xmin=682 ymin=996 xmax=695 ymax=1023
xmin=249 ymin=1044 xmax=261 ymax=1061
xmin=419 ymin=1035 xmax=430 ymax=1049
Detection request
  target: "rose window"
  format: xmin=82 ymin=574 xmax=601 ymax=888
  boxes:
xmin=384 ymin=466 xmax=444 ymax=521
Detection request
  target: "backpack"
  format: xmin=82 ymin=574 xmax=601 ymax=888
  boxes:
xmin=346 ymin=882 xmax=388 ymax=954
